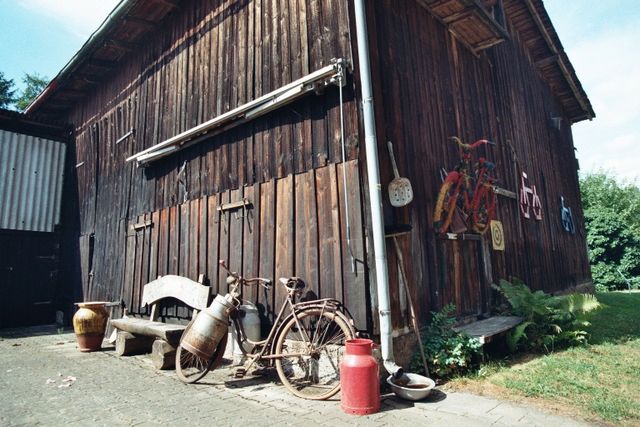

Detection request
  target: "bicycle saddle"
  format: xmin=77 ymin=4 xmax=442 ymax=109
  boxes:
xmin=278 ymin=277 xmax=306 ymax=291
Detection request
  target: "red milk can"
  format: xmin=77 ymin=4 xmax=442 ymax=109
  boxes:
xmin=340 ymin=338 xmax=380 ymax=415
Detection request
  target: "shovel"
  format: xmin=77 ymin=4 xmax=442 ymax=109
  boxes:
xmin=387 ymin=141 xmax=414 ymax=207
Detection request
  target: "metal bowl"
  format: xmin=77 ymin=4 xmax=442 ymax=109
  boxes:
xmin=387 ymin=373 xmax=436 ymax=401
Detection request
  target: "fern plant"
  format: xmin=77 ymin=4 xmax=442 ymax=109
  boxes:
xmin=493 ymin=279 xmax=600 ymax=353
xmin=410 ymin=304 xmax=482 ymax=379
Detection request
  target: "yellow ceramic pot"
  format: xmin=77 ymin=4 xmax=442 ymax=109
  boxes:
xmin=72 ymin=302 xmax=109 ymax=352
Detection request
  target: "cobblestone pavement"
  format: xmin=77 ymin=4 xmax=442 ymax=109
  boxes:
xmin=0 ymin=325 xmax=590 ymax=426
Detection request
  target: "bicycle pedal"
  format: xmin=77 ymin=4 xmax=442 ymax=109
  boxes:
xmin=233 ymin=367 xmax=246 ymax=378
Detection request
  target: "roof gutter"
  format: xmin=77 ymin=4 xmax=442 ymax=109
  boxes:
xmin=25 ymin=0 xmax=137 ymax=114
xmin=353 ymin=0 xmax=403 ymax=378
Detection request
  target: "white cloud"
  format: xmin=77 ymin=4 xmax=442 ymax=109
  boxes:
xmin=18 ymin=0 xmax=120 ymax=39
xmin=570 ymin=29 xmax=640 ymax=127
xmin=545 ymin=1 xmax=640 ymax=183
xmin=564 ymin=24 xmax=640 ymax=183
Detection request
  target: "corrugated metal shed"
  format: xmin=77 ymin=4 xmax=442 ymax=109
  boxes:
xmin=0 ymin=130 xmax=66 ymax=232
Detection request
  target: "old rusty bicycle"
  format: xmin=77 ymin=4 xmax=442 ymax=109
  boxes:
xmin=176 ymin=260 xmax=356 ymax=400
xmin=433 ymin=136 xmax=497 ymax=234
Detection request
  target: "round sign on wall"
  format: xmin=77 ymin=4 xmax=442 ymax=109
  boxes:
xmin=490 ymin=220 xmax=505 ymax=251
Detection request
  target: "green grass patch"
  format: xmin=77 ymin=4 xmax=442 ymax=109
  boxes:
xmin=587 ymin=292 xmax=640 ymax=344
xmin=453 ymin=292 xmax=640 ymax=425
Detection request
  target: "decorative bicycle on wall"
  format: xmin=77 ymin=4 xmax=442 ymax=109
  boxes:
xmin=433 ymin=136 xmax=497 ymax=235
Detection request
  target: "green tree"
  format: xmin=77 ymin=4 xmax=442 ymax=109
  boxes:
xmin=580 ymin=172 xmax=640 ymax=291
xmin=15 ymin=73 xmax=49 ymax=111
xmin=0 ymin=71 xmax=16 ymax=108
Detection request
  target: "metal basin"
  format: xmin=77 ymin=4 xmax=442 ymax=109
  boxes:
xmin=387 ymin=373 xmax=436 ymax=401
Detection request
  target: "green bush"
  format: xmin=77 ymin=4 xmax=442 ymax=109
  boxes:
xmin=493 ymin=279 xmax=600 ymax=353
xmin=580 ymin=173 xmax=640 ymax=291
xmin=411 ymin=304 xmax=482 ymax=379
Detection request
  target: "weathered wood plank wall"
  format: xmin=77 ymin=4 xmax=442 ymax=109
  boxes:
xmin=61 ymin=0 xmax=590 ymax=335
xmin=65 ymin=0 xmax=369 ymax=328
xmin=369 ymin=0 xmax=591 ymax=326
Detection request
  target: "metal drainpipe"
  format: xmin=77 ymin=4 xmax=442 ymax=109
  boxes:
xmin=353 ymin=0 xmax=403 ymax=378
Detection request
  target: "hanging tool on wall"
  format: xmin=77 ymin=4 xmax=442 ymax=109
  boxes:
xmin=337 ymin=64 xmax=357 ymax=273
xmin=387 ymin=141 xmax=414 ymax=207
xmin=177 ymin=160 xmax=189 ymax=204
xmin=385 ymin=226 xmax=430 ymax=377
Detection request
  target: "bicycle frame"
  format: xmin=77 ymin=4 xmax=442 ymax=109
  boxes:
xmin=434 ymin=137 xmax=497 ymax=234
xmin=229 ymin=287 xmax=347 ymax=374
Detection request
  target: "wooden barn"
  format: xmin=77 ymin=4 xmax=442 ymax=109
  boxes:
xmin=24 ymin=0 xmax=593 ymax=360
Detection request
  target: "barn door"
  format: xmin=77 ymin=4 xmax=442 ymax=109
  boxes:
xmin=0 ymin=231 xmax=60 ymax=327
xmin=436 ymin=236 xmax=492 ymax=321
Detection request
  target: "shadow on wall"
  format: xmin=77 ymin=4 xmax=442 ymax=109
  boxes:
xmin=58 ymin=133 xmax=85 ymax=327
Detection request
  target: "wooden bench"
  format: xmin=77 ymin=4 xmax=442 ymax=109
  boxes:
xmin=110 ymin=274 xmax=210 ymax=369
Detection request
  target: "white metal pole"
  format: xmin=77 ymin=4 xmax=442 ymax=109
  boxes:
xmin=353 ymin=0 xmax=403 ymax=377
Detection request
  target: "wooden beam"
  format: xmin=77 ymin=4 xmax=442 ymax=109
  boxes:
xmin=86 ymin=58 xmax=118 ymax=69
xmin=149 ymin=0 xmax=180 ymax=9
xmin=535 ymin=54 xmax=559 ymax=68
xmin=115 ymin=331 xmax=154 ymax=356
xmin=106 ymin=38 xmax=140 ymax=52
xmin=465 ymin=0 xmax=509 ymax=39
xmin=442 ymin=8 xmax=474 ymax=25
xmin=124 ymin=16 xmax=158 ymax=30
xmin=77 ymin=74 xmax=101 ymax=85
xmin=54 ymin=88 xmax=86 ymax=98
xmin=472 ymin=37 xmax=505 ymax=52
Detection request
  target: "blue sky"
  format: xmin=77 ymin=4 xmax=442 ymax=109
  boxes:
xmin=1 ymin=0 xmax=638 ymax=183
xmin=545 ymin=0 xmax=640 ymax=184
xmin=0 ymin=0 xmax=118 ymax=91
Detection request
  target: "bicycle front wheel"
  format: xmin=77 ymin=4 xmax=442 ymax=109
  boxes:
xmin=434 ymin=172 xmax=463 ymax=234
xmin=274 ymin=308 xmax=355 ymax=400
xmin=176 ymin=323 xmax=228 ymax=384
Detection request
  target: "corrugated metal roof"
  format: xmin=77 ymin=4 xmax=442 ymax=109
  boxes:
xmin=0 ymin=130 xmax=66 ymax=232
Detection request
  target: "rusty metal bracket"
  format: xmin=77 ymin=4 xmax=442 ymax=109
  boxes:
xmin=492 ymin=185 xmax=517 ymax=199
xmin=439 ymin=232 xmax=482 ymax=241
xmin=115 ymin=128 xmax=135 ymax=145
xmin=216 ymin=198 xmax=253 ymax=221
xmin=131 ymin=220 xmax=153 ymax=231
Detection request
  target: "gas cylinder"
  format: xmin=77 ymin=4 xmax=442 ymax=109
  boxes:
xmin=340 ymin=338 xmax=380 ymax=415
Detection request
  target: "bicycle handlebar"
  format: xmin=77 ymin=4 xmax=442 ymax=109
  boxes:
xmin=244 ymin=277 xmax=273 ymax=289
xmin=449 ymin=136 xmax=495 ymax=150
xmin=219 ymin=260 xmax=272 ymax=289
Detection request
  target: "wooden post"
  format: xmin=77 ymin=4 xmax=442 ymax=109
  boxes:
xmin=151 ymin=339 xmax=177 ymax=370
xmin=115 ymin=331 xmax=154 ymax=356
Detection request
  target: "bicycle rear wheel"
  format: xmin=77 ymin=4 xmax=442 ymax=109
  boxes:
xmin=434 ymin=172 xmax=463 ymax=234
xmin=176 ymin=322 xmax=228 ymax=384
xmin=274 ymin=308 xmax=355 ymax=400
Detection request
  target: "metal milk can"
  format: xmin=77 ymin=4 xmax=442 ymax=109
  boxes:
xmin=230 ymin=303 xmax=261 ymax=361
xmin=340 ymin=338 xmax=380 ymax=415
xmin=181 ymin=293 xmax=236 ymax=360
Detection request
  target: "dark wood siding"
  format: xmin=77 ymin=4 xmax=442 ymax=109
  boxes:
xmin=58 ymin=0 xmax=591 ymax=335
xmin=368 ymin=0 xmax=591 ymax=326
xmin=64 ymin=0 xmax=368 ymax=328
xmin=81 ymin=161 xmax=367 ymax=327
